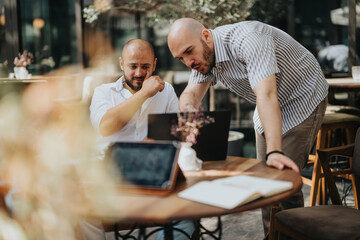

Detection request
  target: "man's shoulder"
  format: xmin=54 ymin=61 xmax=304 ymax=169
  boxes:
xmin=94 ymin=80 xmax=119 ymax=92
xmin=156 ymin=82 xmax=177 ymax=98
xmin=215 ymin=21 xmax=271 ymax=39
xmin=164 ymin=81 xmax=175 ymax=89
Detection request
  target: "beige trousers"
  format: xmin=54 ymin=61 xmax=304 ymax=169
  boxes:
xmin=256 ymin=97 xmax=328 ymax=237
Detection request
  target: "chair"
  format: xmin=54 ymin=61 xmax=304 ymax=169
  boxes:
xmin=269 ymin=128 xmax=360 ymax=240
xmin=304 ymin=111 xmax=360 ymax=206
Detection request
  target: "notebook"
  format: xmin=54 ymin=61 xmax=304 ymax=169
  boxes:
xmin=104 ymin=141 xmax=184 ymax=195
xmin=178 ymin=175 xmax=293 ymax=209
xmin=147 ymin=110 xmax=231 ymax=161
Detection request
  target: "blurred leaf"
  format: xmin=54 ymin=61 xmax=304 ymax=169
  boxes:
xmin=84 ymin=0 xmax=256 ymax=28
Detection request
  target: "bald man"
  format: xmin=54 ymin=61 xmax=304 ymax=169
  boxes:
xmin=90 ymin=39 xmax=179 ymax=149
xmin=87 ymin=39 xmax=195 ymax=239
xmin=168 ymin=18 xmax=328 ymax=238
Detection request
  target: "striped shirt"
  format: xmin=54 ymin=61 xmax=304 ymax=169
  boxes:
xmin=189 ymin=21 xmax=328 ymax=134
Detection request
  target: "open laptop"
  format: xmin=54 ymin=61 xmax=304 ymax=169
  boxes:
xmin=147 ymin=110 xmax=231 ymax=161
xmin=105 ymin=141 xmax=184 ymax=195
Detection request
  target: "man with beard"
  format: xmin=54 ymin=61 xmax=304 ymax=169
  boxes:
xmin=90 ymin=39 xmax=179 ymax=150
xmin=87 ymin=39 xmax=194 ymax=239
xmin=167 ymin=18 xmax=328 ymax=239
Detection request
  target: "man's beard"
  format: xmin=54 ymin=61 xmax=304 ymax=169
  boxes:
xmin=200 ymin=38 xmax=215 ymax=74
xmin=124 ymin=75 xmax=143 ymax=92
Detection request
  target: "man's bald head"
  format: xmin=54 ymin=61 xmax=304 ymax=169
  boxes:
xmin=122 ymin=39 xmax=155 ymax=60
xmin=167 ymin=18 xmax=215 ymax=75
xmin=168 ymin=18 xmax=207 ymax=59
xmin=168 ymin=18 xmax=205 ymax=43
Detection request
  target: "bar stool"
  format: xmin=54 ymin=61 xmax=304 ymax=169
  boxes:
xmin=304 ymin=111 xmax=360 ymax=207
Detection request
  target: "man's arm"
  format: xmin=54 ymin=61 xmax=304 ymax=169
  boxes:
xmin=99 ymin=76 xmax=164 ymax=136
xmin=253 ymin=74 xmax=299 ymax=172
xmin=179 ymin=81 xmax=210 ymax=111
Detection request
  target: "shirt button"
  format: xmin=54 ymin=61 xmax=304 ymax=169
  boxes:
xmin=217 ymin=66 xmax=222 ymax=72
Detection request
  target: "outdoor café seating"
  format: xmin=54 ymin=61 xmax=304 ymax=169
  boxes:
xmin=303 ymin=110 xmax=360 ymax=207
xmin=0 ymin=1 xmax=360 ymax=239
xmin=270 ymin=128 xmax=360 ymax=240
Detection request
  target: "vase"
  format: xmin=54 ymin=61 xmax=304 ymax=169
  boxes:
xmin=14 ymin=67 xmax=29 ymax=79
xmin=177 ymin=142 xmax=202 ymax=171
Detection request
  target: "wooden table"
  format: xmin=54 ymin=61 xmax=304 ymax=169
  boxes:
xmin=86 ymin=156 xmax=302 ymax=239
xmin=0 ymin=78 xmax=47 ymax=83
xmin=326 ymin=77 xmax=360 ymax=89
xmin=326 ymin=77 xmax=360 ymax=106
xmin=0 ymin=77 xmax=48 ymax=99
xmin=0 ymin=75 xmax=75 ymax=83
xmin=0 ymin=75 xmax=82 ymax=101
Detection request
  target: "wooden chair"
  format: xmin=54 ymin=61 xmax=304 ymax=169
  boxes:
xmin=304 ymin=112 xmax=360 ymax=206
xmin=269 ymin=128 xmax=360 ymax=240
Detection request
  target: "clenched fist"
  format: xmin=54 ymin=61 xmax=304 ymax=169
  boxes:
xmin=140 ymin=71 xmax=165 ymax=98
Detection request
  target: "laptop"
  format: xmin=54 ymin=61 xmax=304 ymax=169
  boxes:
xmin=147 ymin=110 xmax=231 ymax=161
xmin=104 ymin=141 xmax=184 ymax=195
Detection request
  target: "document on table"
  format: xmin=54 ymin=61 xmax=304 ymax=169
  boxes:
xmin=178 ymin=175 xmax=293 ymax=209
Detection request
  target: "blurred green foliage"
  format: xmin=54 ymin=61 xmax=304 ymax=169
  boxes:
xmin=84 ymin=0 xmax=291 ymax=28
xmin=247 ymin=0 xmax=293 ymax=28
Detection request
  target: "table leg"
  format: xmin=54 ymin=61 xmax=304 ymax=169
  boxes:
xmin=198 ymin=216 xmax=222 ymax=240
xmin=113 ymin=221 xmax=194 ymax=240
xmin=114 ymin=223 xmax=138 ymax=240
xmin=138 ymin=226 xmax=146 ymax=239
xmin=163 ymin=223 xmax=174 ymax=240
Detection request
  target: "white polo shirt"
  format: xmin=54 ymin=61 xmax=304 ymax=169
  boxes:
xmin=90 ymin=76 xmax=179 ymax=151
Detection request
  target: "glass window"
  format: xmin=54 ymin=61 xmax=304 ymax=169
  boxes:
xmin=19 ymin=0 xmax=78 ymax=75
xmin=0 ymin=0 xmax=5 ymax=61
xmin=294 ymin=0 xmax=349 ymax=77
xmin=0 ymin=0 xmax=9 ymax=77
xmin=356 ymin=2 xmax=360 ymax=66
xmin=82 ymin=0 xmax=187 ymax=73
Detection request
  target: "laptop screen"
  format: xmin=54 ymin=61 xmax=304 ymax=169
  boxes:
xmin=107 ymin=141 xmax=180 ymax=189
xmin=147 ymin=110 xmax=231 ymax=161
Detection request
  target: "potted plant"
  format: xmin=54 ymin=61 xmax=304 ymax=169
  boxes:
xmin=13 ymin=50 xmax=33 ymax=79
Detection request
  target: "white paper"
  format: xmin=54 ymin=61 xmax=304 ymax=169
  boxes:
xmin=178 ymin=175 xmax=293 ymax=209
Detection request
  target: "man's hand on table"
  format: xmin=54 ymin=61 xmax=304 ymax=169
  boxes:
xmin=266 ymin=153 xmax=300 ymax=173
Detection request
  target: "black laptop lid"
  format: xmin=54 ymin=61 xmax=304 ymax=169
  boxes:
xmin=106 ymin=141 xmax=180 ymax=190
xmin=147 ymin=110 xmax=231 ymax=161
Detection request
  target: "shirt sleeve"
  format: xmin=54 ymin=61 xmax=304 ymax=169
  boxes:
xmin=236 ymin=32 xmax=280 ymax=89
xmin=189 ymin=69 xmax=217 ymax=86
xmin=89 ymin=86 xmax=112 ymax=129
xmin=164 ymin=82 xmax=180 ymax=113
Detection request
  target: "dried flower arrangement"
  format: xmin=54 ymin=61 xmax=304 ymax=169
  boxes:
xmin=171 ymin=110 xmax=215 ymax=146
xmin=13 ymin=51 xmax=33 ymax=68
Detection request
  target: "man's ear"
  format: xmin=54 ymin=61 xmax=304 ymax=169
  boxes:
xmin=201 ymin=29 xmax=212 ymax=45
xmin=119 ymin=57 xmax=124 ymax=71
xmin=153 ymin=58 xmax=157 ymax=72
